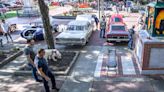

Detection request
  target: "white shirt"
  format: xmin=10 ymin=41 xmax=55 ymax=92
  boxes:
xmin=1 ymin=23 xmax=9 ymax=33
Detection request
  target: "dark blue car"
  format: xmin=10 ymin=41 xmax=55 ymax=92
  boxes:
xmin=20 ymin=26 xmax=44 ymax=40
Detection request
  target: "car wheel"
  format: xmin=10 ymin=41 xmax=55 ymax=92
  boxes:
xmin=106 ymin=40 xmax=110 ymax=43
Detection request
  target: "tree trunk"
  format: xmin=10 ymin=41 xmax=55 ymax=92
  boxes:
xmin=38 ymin=0 xmax=55 ymax=49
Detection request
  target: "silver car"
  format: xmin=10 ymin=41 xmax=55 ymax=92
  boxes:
xmin=56 ymin=20 xmax=93 ymax=45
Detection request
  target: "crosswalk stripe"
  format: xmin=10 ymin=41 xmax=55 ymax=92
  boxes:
xmin=121 ymin=56 xmax=136 ymax=75
xmin=94 ymin=53 xmax=104 ymax=77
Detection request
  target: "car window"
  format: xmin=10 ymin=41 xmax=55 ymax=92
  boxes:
xmin=67 ymin=25 xmax=84 ymax=31
xmin=111 ymin=26 xmax=125 ymax=31
xmin=24 ymin=30 xmax=35 ymax=36
xmin=67 ymin=25 xmax=75 ymax=30
xmin=76 ymin=26 xmax=84 ymax=30
xmin=114 ymin=17 xmax=121 ymax=22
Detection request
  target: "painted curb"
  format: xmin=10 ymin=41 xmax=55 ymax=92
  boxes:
xmin=0 ymin=50 xmax=23 ymax=68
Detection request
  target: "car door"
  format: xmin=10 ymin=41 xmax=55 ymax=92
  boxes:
xmin=85 ymin=23 xmax=92 ymax=40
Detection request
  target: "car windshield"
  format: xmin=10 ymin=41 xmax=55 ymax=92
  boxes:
xmin=67 ymin=25 xmax=84 ymax=31
xmin=111 ymin=25 xmax=125 ymax=31
xmin=114 ymin=17 xmax=121 ymax=22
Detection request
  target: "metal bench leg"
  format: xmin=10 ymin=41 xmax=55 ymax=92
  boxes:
xmin=0 ymin=39 xmax=3 ymax=47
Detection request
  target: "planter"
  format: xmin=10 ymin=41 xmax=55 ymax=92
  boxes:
xmin=15 ymin=51 xmax=79 ymax=76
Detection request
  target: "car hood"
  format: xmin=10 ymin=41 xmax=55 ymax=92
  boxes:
xmin=56 ymin=31 xmax=87 ymax=39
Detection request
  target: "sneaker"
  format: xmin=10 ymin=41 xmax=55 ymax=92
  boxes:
xmin=36 ymin=79 xmax=43 ymax=83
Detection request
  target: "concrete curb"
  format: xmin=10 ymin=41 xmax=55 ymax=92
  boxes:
xmin=52 ymin=16 xmax=76 ymax=19
xmin=13 ymin=51 xmax=80 ymax=76
xmin=0 ymin=50 xmax=23 ymax=68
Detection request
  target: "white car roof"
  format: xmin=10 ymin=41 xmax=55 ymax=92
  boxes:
xmin=68 ymin=20 xmax=89 ymax=26
xmin=76 ymin=14 xmax=92 ymax=21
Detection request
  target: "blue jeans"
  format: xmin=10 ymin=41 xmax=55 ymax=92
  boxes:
xmin=42 ymin=70 xmax=57 ymax=92
xmin=128 ymin=37 xmax=133 ymax=49
xmin=100 ymin=29 xmax=105 ymax=38
xmin=28 ymin=63 xmax=42 ymax=82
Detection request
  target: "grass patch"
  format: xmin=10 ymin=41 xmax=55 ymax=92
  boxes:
xmin=0 ymin=11 xmax=17 ymax=19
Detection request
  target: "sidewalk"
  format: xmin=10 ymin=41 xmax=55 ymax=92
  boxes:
xmin=0 ymin=43 xmax=164 ymax=92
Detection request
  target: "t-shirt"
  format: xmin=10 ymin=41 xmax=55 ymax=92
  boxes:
xmin=34 ymin=56 xmax=50 ymax=74
xmin=24 ymin=45 xmax=36 ymax=61
xmin=100 ymin=20 xmax=106 ymax=29
xmin=128 ymin=28 xmax=135 ymax=38
xmin=1 ymin=23 xmax=9 ymax=33
xmin=138 ymin=17 xmax=144 ymax=24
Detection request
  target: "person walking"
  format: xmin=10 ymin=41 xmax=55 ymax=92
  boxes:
xmin=35 ymin=49 xmax=59 ymax=92
xmin=100 ymin=16 xmax=106 ymax=38
xmin=128 ymin=25 xmax=135 ymax=50
xmin=24 ymin=39 xmax=42 ymax=82
xmin=1 ymin=19 xmax=13 ymax=43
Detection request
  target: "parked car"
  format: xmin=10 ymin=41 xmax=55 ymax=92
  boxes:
xmin=106 ymin=22 xmax=129 ymax=42
xmin=51 ymin=2 xmax=60 ymax=6
xmin=76 ymin=14 xmax=97 ymax=29
xmin=0 ymin=4 xmax=9 ymax=14
xmin=56 ymin=20 xmax=93 ymax=45
xmin=33 ymin=16 xmax=59 ymax=32
xmin=4 ymin=2 xmax=23 ymax=10
xmin=20 ymin=26 xmax=44 ymax=41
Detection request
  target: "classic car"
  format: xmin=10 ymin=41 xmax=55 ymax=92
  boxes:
xmin=76 ymin=14 xmax=97 ymax=30
xmin=2 ymin=2 xmax=23 ymax=10
xmin=56 ymin=20 xmax=93 ymax=45
xmin=106 ymin=22 xmax=129 ymax=42
xmin=0 ymin=4 xmax=9 ymax=14
xmin=20 ymin=25 xmax=44 ymax=41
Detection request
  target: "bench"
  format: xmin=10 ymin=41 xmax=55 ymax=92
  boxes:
xmin=107 ymin=50 xmax=117 ymax=67
xmin=106 ymin=49 xmax=117 ymax=74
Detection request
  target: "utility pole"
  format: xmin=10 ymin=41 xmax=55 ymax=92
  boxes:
xmin=98 ymin=0 xmax=100 ymax=19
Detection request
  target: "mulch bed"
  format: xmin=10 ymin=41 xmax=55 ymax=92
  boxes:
xmin=20 ymin=51 xmax=77 ymax=72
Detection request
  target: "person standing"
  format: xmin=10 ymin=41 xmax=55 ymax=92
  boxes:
xmin=1 ymin=19 xmax=13 ymax=43
xmin=24 ymin=39 xmax=42 ymax=82
xmin=100 ymin=16 xmax=106 ymax=38
xmin=35 ymin=49 xmax=59 ymax=92
xmin=128 ymin=25 xmax=135 ymax=50
xmin=137 ymin=14 xmax=145 ymax=30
